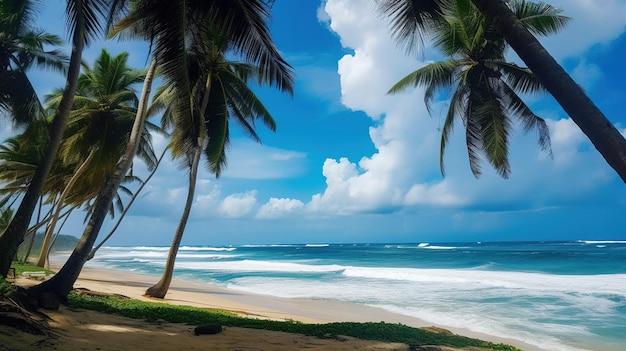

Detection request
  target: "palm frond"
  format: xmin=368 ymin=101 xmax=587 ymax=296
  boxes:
xmin=501 ymin=82 xmax=552 ymax=158
xmin=439 ymin=84 xmax=467 ymax=176
xmin=201 ymin=0 xmax=295 ymax=94
xmin=377 ymin=0 xmax=446 ymax=54
xmin=493 ymin=61 xmax=545 ymax=95
xmin=65 ymin=0 xmax=111 ymax=46
xmin=510 ymin=0 xmax=570 ymax=37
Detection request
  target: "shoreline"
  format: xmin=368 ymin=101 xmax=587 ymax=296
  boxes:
xmin=46 ymin=258 xmax=544 ymax=351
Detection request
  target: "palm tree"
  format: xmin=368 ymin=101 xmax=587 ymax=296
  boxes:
xmin=29 ymin=0 xmax=294 ymax=300
xmin=0 ymin=0 xmax=67 ymax=124
xmin=35 ymin=49 xmax=157 ymax=267
xmin=379 ymin=0 xmax=626 ymax=182
xmin=145 ymin=29 xmax=279 ymax=298
xmin=87 ymin=146 xmax=168 ymax=260
xmin=388 ymin=0 xmax=564 ymax=178
xmin=0 ymin=0 xmax=112 ymax=277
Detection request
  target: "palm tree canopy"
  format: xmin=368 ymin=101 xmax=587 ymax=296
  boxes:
xmin=155 ymin=29 xmax=276 ymax=177
xmin=44 ymin=49 xmax=158 ymax=206
xmin=0 ymin=0 xmax=68 ymax=125
xmin=110 ymin=0 xmax=293 ymax=151
xmin=387 ymin=0 xmax=566 ymax=178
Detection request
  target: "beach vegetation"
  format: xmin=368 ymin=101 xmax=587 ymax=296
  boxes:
xmin=379 ymin=0 xmax=626 ymax=181
xmin=67 ymin=291 xmax=521 ymax=350
xmin=0 ymin=277 xmax=14 ymax=297
xmin=9 ymin=261 xmax=54 ymax=277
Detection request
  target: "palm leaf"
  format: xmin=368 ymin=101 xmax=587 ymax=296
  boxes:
xmin=377 ymin=0 xmax=446 ymax=54
xmin=439 ymin=84 xmax=467 ymax=176
xmin=388 ymin=60 xmax=460 ymax=114
xmin=500 ymin=81 xmax=552 ymax=157
xmin=511 ymin=0 xmax=570 ymax=37
xmin=493 ymin=61 xmax=545 ymax=95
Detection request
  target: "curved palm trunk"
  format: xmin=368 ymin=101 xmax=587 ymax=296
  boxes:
xmin=28 ymin=59 xmax=158 ymax=299
xmin=145 ymin=145 xmax=201 ymax=298
xmin=471 ymin=0 xmax=626 ymax=182
xmin=88 ymin=147 xmax=167 ymax=260
xmin=0 ymin=22 xmax=85 ymax=277
xmin=145 ymin=68 xmax=216 ymax=299
xmin=36 ymin=151 xmax=95 ymax=267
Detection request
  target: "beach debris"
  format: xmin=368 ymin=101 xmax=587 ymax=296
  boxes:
xmin=22 ymin=272 xmax=47 ymax=281
xmin=73 ymin=287 xmax=130 ymax=299
xmin=0 ymin=298 xmax=50 ymax=335
xmin=193 ymin=323 xmax=223 ymax=335
xmin=421 ymin=326 xmax=454 ymax=335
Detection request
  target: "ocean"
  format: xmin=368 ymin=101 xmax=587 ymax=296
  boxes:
xmin=88 ymin=241 xmax=626 ymax=351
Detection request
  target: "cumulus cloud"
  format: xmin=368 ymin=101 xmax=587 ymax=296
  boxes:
xmin=296 ymin=0 xmax=624 ymax=217
xmin=539 ymin=0 xmax=626 ymax=60
xmin=256 ymin=198 xmax=304 ymax=219
xmin=218 ymin=191 xmax=258 ymax=218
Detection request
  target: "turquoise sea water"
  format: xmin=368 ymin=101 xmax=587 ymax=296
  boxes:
xmin=89 ymin=241 xmax=626 ymax=351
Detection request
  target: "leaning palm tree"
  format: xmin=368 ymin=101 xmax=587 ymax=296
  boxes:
xmin=29 ymin=0 xmax=294 ymax=300
xmin=145 ymin=29 xmax=279 ymax=299
xmin=388 ymin=0 xmax=564 ymax=178
xmin=0 ymin=0 xmax=111 ymax=277
xmin=379 ymin=0 xmax=626 ymax=182
xmin=35 ymin=49 xmax=158 ymax=267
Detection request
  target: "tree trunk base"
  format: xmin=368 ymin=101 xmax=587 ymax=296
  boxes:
xmin=144 ymin=284 xmax=167 ymax=299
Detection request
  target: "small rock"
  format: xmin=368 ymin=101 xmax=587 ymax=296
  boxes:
xmin=194 ymin=323 xmax=223 ymax=335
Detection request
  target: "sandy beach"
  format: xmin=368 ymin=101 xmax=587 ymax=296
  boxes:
xmin=2 ymin=263 xmax=544 ymax=351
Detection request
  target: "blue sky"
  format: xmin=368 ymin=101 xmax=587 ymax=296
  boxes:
xmin=3 ymin=0 xmax=626 ymax=246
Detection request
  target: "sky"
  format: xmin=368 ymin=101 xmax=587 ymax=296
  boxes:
xmin=3 ymin=0 xmax=626 ymax=246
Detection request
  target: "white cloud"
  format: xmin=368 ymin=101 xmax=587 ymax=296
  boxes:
xmin=218 ymin=191 xmax=258 ymax=218
xmin=256 ymin=198 xmax=304 ymax=219
xmin=302 ymin=0 xmax=622 ymax=217
xmin=404 ymin=181 xmax=467 ymax=207
xmin=539 ymin=0 xmax=626 ymax=60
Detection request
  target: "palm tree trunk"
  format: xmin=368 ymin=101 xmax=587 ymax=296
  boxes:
xmin=36 ymin=150 xmax=95 ymax=267
xmin=88 ymin=146 xmax=167 ymax=260
xmin=45 ymin=207 xmax=74 ymax=266
xmin=0 ymin=21 xmax=85 ymax=277
xmin=145 ymin=145 xmax=201 ymax=299
xmin=145 ymin=70 xmax=214 ymax=299
xmin=21 ymin=196 xmax=43 ymax=263
xmin=470 ymin=0 xmax=626 ymax=182
xmin=28 ymin=59 xmax=158 ymax=299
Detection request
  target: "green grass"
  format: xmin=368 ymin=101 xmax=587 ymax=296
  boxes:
xmin=10 ymin=262 xmax=55 ymax=277
xmin=67 ymin=292 xmax=521 ymax=350
xmin=0 ymin=277 xmax=14 ymax=297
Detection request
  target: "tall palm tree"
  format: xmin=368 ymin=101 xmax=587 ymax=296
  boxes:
xmin=0 ymin=0 xmax=67 ymax=124
xmin=388 ymin=0 xmax=564 ymax=178
xmin=35 ymin=49 xmax=157 ymax=267
xmin=379 ymin=0 xmax=626 ymax=182
xmin=145 ymin=30 xmax=278 ymax=298
xmin=29 ymin=0 xmax=294 ymax=300
xmin=0 ymin=0 xmax=112 ymax=277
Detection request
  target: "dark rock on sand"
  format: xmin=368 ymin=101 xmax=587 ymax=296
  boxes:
xmin=194 ymin=323 xmax=223 ymax=335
